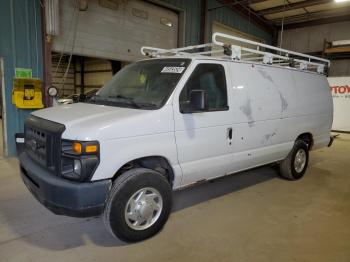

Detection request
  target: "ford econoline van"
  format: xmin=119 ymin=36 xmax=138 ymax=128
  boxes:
xmin=19 ymin=33 xmax=333 ymax=242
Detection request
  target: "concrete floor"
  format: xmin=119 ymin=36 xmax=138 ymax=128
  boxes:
xmin=0 ymin=127 xmax=349 ymax=262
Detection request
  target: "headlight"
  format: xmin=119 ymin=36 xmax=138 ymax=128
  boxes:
xmin=61 ymin=140 xmax=100 ymax=181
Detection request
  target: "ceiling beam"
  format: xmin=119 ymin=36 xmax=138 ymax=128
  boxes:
xmin=208 ymin=0 xmax=267 ymax=11
xmin=239 ymin=0 xmax=268 ymax=5
xmin=257 ymin=0 xmax=332 ymax=16
xmin=277 ymin=14 xmax=350 ymax=29
xmin=208 ymin=0 xmax=248 ymax=11
xmin=272 ymin=6 xmax=350 ymax=25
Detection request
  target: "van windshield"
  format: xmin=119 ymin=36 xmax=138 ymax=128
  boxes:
xmin=88 ymin=59 xmax=190 ymax=110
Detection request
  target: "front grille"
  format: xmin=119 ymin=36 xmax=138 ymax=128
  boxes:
xmin=25 ymin=115 xmax=66 ymax=174
xmin=25 ymin=127 xmax=48 ymax=167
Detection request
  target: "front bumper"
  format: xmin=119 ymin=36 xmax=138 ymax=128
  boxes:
xmin=19 ymin=152 xmax=111 ymax=217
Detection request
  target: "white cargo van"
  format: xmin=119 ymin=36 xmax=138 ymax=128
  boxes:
xmin=19 ymin=33 xmax=333 ymax=242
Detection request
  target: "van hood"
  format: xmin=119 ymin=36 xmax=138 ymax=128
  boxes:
xmin=31 ymin=103 xmax=173 ymax=141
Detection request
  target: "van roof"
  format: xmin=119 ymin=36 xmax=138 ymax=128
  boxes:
xmin=141 ymin=32 xmax=330 ymax=76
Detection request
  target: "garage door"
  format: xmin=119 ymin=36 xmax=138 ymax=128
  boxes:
xmin=52 ymin=0 xmax=178 ymax=61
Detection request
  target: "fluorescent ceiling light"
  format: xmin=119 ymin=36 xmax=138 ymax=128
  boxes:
xmin=335 ymin=0 xmax=350 ymax=3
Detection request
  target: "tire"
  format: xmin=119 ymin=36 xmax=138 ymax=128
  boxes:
xmin=279 ymin=140 xmax=309 ymax=180
xmin=103 ymin=168 xmax=172 ymax=242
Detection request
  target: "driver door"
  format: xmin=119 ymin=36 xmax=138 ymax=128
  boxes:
xmin=173 ymin=61 xmax=234 ymax=186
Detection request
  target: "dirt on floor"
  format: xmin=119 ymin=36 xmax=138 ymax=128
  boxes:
xmin=0 ymin=133 xmax=349 ymax=262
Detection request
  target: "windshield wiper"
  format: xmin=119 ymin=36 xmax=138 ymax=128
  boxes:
xmin=107 ymin=95 xmax=141 ymax=108
xmin=87 ymin=94 xmax=157 ymax=109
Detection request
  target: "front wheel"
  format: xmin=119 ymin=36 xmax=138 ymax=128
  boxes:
xmin=103 ymin=168 xmax=172 ymax=242
xmin=279 ymin=140 xmax=309 ymax=180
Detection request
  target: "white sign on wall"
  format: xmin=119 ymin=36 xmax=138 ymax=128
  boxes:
xmin=328 ymin=77 xmax=350 ymax=132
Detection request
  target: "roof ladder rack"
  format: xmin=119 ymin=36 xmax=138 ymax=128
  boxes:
xmin=141 ymin=32 xmax=330 ymax=75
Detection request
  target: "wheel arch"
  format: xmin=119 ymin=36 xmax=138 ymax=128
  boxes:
xmin=112 ymin=155 xmax=175 ymax=186
xmin=296 ymin=132 xmax=314 ymax=150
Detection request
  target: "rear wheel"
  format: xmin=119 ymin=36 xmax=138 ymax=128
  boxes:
xmin=279 ymin=140 xmax=309 ymax=180
xmin=103 ymin=168 xmax=172 ymax=242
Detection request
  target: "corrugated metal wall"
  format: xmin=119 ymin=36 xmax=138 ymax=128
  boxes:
xmin=278 ymin=21 xmax=350 ymax=53
xmin=0 ymin=0 xmax=43 ymax=156
xmin=160 ymin=0 xmax=272 ymax=45
xmin=207 ymin=0 xmax=272 ymax=44
xmin=278 ymin=21 xmax=350 ymax=77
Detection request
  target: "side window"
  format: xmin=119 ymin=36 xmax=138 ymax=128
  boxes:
xmin=179 ymin=63 xmax=228 ymax=112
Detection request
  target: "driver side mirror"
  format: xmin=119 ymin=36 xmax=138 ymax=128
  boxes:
xmin=182 ymin=89 xmax=208 ymax=113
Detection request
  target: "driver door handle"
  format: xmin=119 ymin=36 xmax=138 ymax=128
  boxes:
xmin=227 ymin=127 xmax=233 ymax=140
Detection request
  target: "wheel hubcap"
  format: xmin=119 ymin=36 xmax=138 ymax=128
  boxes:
xmin=294 ymin=149 xmax=306 ymax=173
xmin=125 ymin=187 xmax=163 ymax=231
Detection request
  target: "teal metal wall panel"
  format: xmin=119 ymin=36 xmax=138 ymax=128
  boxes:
xmin=160 ymin=0 xmax=272 ymax=45
xmin=0 ymin=0 xmax=43 ymax=156
xmin=207 ymin=0 xmax=272 ymax=44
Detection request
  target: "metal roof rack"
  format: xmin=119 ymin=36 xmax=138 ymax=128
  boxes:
xmin=141 ymin=32 xmax=330 ymax=75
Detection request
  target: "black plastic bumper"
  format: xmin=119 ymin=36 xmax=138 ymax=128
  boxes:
xmin=19 ymin=152 xmax=111 ymax=218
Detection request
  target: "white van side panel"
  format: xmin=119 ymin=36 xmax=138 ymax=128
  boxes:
xmin=227 ymin=62 xmax=291 ymax=169
xmin=226 ymin=62 xmax=332 ymax=172
xmin=96 ymin=132 xmax=183 ymax=187
xmin=277 ymin=69 xmax=333 ymax=150
xmin=90 ymin=105 xmax=183 ymax=187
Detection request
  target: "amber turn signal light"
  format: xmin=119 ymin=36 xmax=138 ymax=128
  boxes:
xmin=72 ymin=142 xmax=82 ymax=154
xmin=72 ymin=142 xmax=98 ymax=154
xmin=85 ymin=145 xmax=98 ymax=153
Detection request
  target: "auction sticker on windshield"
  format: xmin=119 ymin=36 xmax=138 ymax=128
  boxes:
xmin=161 ymin=67 xmax=185 ymax=73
